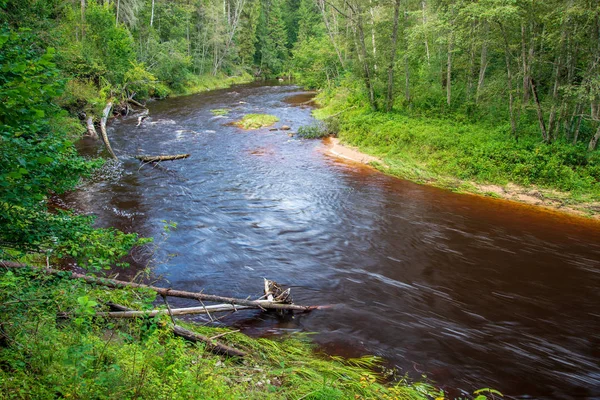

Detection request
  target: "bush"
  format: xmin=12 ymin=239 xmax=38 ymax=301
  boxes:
xmin=297 ymin=122 xmax=329 ymax=139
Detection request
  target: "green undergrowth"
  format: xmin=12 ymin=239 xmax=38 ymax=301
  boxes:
xmin=176 ymin=73 xmax=254 ymax=97
xmin=314 ymin=91 xmax=600 ymax=206
xmin=297 ymin=123 xmax=330 ymax=139
xmin=0 ymin=266 xmax=439 ymax=400
xmin=235 ymin=114 xmax=280 ymax=130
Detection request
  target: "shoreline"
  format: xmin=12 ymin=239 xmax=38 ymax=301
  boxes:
xmin=323 ymin=137 xmax=600 ymax=222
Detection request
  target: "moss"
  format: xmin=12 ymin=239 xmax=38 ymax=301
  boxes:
xmin=235 ymin=114 xmax=280 ymax=130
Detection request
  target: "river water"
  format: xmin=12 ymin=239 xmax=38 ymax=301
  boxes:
xmin=65 ymin=83 xmax=600 ymax=399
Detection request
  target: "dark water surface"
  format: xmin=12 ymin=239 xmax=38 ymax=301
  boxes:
xmin=67 ymin=83 xmax=600 ymax=399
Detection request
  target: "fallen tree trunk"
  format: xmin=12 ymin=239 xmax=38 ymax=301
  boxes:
xmin=172 ymin=324 xmax=247 ymax=357
xmin=0 ymin=262 xmax=320 ymax=312
xmin=100 ymin=102 xmax=118 ymax=160
xmin=135 ymin=154 xmax=190 ymax=162
xmin=85 ymin=117 xmax=98 ymax=139
xmin=98 ymin=304 xmax=254 ymax=318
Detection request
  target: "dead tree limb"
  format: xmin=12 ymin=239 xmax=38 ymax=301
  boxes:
xmin=100 ymin=102 xmax=118 ymax=160
xmin=127 ymin=98 xmax=147 ymax=109
xmin=104 ymin=301 xmax=247 ymax=358
xmin=135 ymin=154 xmax=190 ymax=162
xmin=85 ymin=117 xmax=99 ymax=139
xmin=0 ymin=262 xmax=321 ymax=312
xmin=97 ymin=304 xmax=254 ymax=318
xmin=172 ymin=324 xmax=247 ymax=357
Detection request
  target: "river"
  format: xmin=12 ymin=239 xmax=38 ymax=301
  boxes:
xmin=64 ymin=82 xmax=600 ymax=399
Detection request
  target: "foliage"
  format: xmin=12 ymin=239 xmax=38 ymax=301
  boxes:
xmin=0 ymin=267 xmax=440 ymax=400
xmin=297 ymin=122 xmax=329 ymax=139
xmin=0 ymin=26 xmax=147 ymax=269
xmin=235 ymin=114 xmax=279 ymax=130
xmin=316 ymin=93 xmax=600 ymax=202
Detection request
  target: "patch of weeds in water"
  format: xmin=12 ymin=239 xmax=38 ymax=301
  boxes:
xmin=211 ymin=108 xmax=230 ymax=116
xmin=235 ymin=114 xmax=279 ymax=130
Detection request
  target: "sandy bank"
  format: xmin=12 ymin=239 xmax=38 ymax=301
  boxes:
xmin=323 ymin=137 xmax=600 ymax=221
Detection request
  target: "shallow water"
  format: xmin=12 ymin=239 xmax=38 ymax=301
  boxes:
xmin=66 ymin=82 xmax=600 ymax=399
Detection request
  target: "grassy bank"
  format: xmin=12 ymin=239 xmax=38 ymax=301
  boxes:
xmin=314 ymin=89 xmax=600 ymax=216
xmin=174 ymin=73 xmax=254 ymax=97
xmin=0 ymin=266 xmax=439 ymax=399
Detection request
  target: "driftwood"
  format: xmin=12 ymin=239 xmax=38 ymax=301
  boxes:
xmin=172 ymin=324 xmax=247 ymax=357
xmin=136 ymin=110 xmax=149 ymax=127
xmin=100 ymin=102 xmax=118 ymax=160
xmin=0 ymin=262 xmax=320 ymax=312
xmin=97 ymin=304 xmax=254 ymax=318
xmin=85 ymin=117 xmax=99 ymax=139
xmin=135 ymin=154 xmax=190 ymax=162
xmin=127 ymin=98 xmax=147 ymax=109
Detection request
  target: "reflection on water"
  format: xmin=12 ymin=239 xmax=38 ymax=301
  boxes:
xmin=65 ymin=82 xmax=600 ymax=399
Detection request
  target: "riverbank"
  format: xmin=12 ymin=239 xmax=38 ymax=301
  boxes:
xmin=315 ymin=95 xmax=600 ymax=220
xmin=0 ymin=265 xmax=439 ymax=399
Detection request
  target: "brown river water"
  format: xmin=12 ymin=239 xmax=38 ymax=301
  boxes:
xmin=64 ymin=82 xmax=600 ymax=399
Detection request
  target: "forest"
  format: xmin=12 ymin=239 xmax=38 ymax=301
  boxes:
xmin=0 ymin=0 xmax=599 ymax=398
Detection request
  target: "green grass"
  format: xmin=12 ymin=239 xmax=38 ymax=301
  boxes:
xmin=314 ymin=91 xmax=600 ymax=206
xmin=235 ymin=114 xmax=280 ymax=130
xmin=0 ymin=266 xmax=440 ymax=400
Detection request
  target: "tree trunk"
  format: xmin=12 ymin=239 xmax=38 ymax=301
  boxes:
xmin=589 ymin=125 xmax=600 ymax=151
xmin=521 ymin=24 xmax=527 ymax=102
xmin=85 ymin=117 xmax=98 ymax=139
xmin=476 ymin=23 xmax=488 ymax=104
xmin=499 ymin=24 xmax=517 ymax=138
xmin=115 ymin=0 xmax=120 ymax=26
xmin=100 ymin=102 xmax=118 ymax=160
xmin=98 ymin=304 xmax=254 ymax=318
xmin=369 ymin=0 xmax=377 ymax=71
xmin=467 ymin=21 xmax=476 ymax=100
xmin=446 ymin=29 xmax=453 ymax=107
xmin=530 ymin=77 xmax=549 ymax=142
xmin=354 ymin=3 xmax=377 ymax=110
xmin=80 ymin=0 xmax=86 ymax=40
xmin=150 ymin=0 xmax=155 ymax=27
xmin=385 ymin=0 xmax=401 ymax=112
xmin=422 ymin=0 xmax=430 ymax=64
